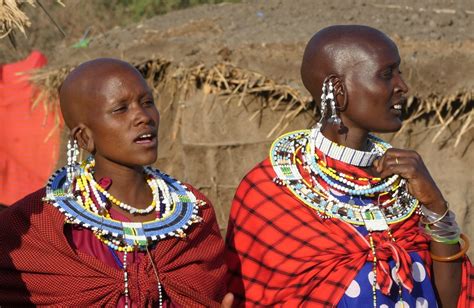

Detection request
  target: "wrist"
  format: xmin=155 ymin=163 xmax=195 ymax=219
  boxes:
xmin=423 ymin=197 xmax=447 ymax=214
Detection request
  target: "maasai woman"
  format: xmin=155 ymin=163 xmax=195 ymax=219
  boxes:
xmin=225 ymin=25 xmax=473 ymax=307
xmin=0 ymin=58 xmax=233 ymax=307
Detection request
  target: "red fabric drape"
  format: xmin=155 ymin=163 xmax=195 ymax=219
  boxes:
xmin=0 ymin=187 xmax=227 ymax=307
xmin=225 ymin=158 xmax=474 ymax=307
xmin=0 ymin=51 xmax=60 ymax=205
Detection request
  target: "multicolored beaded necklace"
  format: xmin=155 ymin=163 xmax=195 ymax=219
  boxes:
xmin=44 ymin=156 xmax=204 ymax=308
xmin=270 ymin=126 xmax=419 ymax=307
xmin=270 ymin=128 xmax=418 ymax=230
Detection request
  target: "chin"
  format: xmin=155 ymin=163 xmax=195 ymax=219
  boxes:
xmin=141 ymin=154 xmax=158 ymax=166
xmin=129 ymin=152 xmax=158 ymax=167
xmin=371 ymin=120 xmax=403 ymax=133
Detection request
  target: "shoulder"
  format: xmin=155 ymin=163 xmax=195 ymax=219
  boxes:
xmin=237 ymin=157 xmax=275 ymax=189
xmin=0 ymin=188 xmax=47 ymax=221
xmin=0 ymin=188 xmax=64 ymax=229
xmin=183 ymin=183 xmax=212 ymax=206
xmin=181 ymin=183 xmax=220 ymax=227
xmin=230 ymin=157 xmax=300 ymax=218
xmin=0 ymin=188 xmax=64 ymax=249
xmin=234 ymin=157 xmax=278 ymax=198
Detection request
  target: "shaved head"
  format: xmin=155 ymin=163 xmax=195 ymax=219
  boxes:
xmin=59 ymin=58 xmax=143 ymax=129
xmin=301 ymin=25 xmax=398 ymax=101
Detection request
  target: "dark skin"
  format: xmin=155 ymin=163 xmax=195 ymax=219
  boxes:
xmin=301 ymin=25 xmax=461 ymax=307
xmin=60 ymin=59 xmax=159 ymax=223
xmin=60 ymin=58 xmax=234 ymax=307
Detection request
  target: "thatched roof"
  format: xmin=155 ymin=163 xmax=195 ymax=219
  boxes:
xmin=14 ymin=0 xmax=471 ymax=147
xmin=30 ymin=57 xmax=473 ymax=147
xmin=1 ymin=0 xmax=64 ymax=47
xmin=0 ymin=0 xmax=35 ymax=39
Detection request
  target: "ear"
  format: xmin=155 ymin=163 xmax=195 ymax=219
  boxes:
xmin=331 ymin=77 xmax=348 ymax=112
xmin=71 ymin=125 xmax=95 ymax=153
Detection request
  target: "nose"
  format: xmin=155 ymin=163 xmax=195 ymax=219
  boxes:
xmin=133 ymin=104 xmax=155 ymax=127
xmin=395 ymin=73 xmax=409 ymax=94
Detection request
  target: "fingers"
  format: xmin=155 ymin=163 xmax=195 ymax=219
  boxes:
xmin=221 ymin=292 xmax=234 ymax=308
xmin=375 ymin=148 xmax=422 ymax=179
xmin=384 ymin=148 xmax=421 ymax=160
xmin=378 ymin=157 xmax=418 ymax=179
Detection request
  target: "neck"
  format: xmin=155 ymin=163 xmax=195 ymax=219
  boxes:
xmin=93 ymin=156 xmax=152 ymax=209
xmin=320 ymin=122 xmax=370 ymax=151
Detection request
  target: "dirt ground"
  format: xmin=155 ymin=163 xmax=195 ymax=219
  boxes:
xmin=1 ymin=0 xmax=473 ymax=255
xmin=2 ymin=0 xmax=474 ymax=96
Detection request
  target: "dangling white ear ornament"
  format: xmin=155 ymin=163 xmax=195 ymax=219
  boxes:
xmin=66 ymin=138 xmax=79 ymax=185
xmin=318 ymin=82 xmax=328 ymax=125
xmin=327 ymin=81 xmax=341 ymax=125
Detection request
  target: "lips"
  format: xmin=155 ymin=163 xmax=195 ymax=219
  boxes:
xmin=390 ymin=97 xmax=406 ymax=115
xmin=134 ymin=131 xmax=157 ymax=144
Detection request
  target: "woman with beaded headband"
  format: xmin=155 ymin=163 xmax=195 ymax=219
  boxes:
xmin=225 ymin=25 xmax=473 ymax=307
xmin=0 ymin=58 xmax=234 ymax=307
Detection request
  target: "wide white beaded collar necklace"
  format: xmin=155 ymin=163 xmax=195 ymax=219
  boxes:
xmin=308 ymin=124 xmax=389 ymax=167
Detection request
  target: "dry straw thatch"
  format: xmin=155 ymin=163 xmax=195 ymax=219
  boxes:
xmin=30 ymin=58 xmax=473 ymax=146
xmin=0 ymin=0 xmax=35 ymax=39
xmin=0 ymin=0 xmax=65 ymax=44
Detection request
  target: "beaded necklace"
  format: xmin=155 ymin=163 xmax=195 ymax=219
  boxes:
xmin=44 ymin=157 xmax=204 ymax=307
xmin=308 ymin=123 xmax=387 ymax=167
xmin=270 ymin=129 xmax=418 ymax=230
xmin=83 ymin=159 xmax=163 ymax=215
xmin=270 ymin=128 xmax=418 ymax=307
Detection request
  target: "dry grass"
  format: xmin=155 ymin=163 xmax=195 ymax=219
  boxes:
xmin=30 ymin=58 xmax=473 ymax=147
xmin=0 ymin=0 xmax=65 ymax=45
xmin=0 ymin=0 xmax=35 ymax=39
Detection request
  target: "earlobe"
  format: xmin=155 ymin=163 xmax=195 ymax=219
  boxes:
xmin=72 ymin=125 xmax=95 ymax=153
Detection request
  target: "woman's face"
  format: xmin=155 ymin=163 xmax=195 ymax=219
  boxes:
xmin=340 ymin=39 xmax=409 ymax=134
xmin=84 ymin=66 xmax=160 ymax=169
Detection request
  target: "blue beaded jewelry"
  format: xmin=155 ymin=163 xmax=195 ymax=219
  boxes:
xmin=270 ymin=129 xmax=419 ymax=229
xmin=44 ymin=164 xmax=204 ymax=252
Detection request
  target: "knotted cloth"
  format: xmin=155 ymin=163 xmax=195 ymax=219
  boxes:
xmin=225 ymin=158 xmax=474 ymax=307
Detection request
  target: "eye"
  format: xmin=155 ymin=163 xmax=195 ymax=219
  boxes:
xmin=112 ymin=105 xmax=127 ymax=113
xmin=142 ymin=99 xmax=155 ymax=107
xmin=381 ymin=68 xmax=393 ymax=79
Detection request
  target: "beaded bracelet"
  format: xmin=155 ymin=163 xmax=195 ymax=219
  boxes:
xmin=419 ymin=203 xmax=450 ymax=225
xmin=431 ymin=233 xmax=470 ymax=262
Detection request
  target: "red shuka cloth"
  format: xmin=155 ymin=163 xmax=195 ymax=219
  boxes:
xmin=225 ymin=157 xmax=474 ymax=307
xmin=0 ymin=186 xmax=227 ymax=307
xmin=0 ymin=51 xmax=60 ymax=205
xmin=67 ymin=198 xmax=183 ymax=307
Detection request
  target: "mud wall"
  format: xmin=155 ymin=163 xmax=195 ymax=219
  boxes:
xmin=138 ymin=88 xmax=474 ymax=258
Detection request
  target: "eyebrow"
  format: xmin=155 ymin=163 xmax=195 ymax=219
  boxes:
xmin=385 ymin=57 xmax=401 ymax=67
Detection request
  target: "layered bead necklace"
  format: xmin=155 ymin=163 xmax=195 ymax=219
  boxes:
xmin=270 ymin=126 xmax=418 ymax=229
xmin=270 ymin=126 xmax=419 ymax=307
xmin=44 ymin=156 xmax=204 ymax=308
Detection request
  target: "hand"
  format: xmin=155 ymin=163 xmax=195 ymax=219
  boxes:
xmin=221 ymin=293 xmax=234 ymax=308
xmin=373 ymin=148 xmax=446 ymax=213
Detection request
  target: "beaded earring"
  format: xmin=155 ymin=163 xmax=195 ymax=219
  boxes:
xmin=326 ymin=81 xmax=342 ymax=125
xmin=66 ymin=138 xmax=79 ymax=184
xmin=318 ymin=82 xmax=328 ymax=125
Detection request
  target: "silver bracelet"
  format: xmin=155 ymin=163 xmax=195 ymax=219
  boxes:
xmin=420 ymin=206 xmax=461 ymax=243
